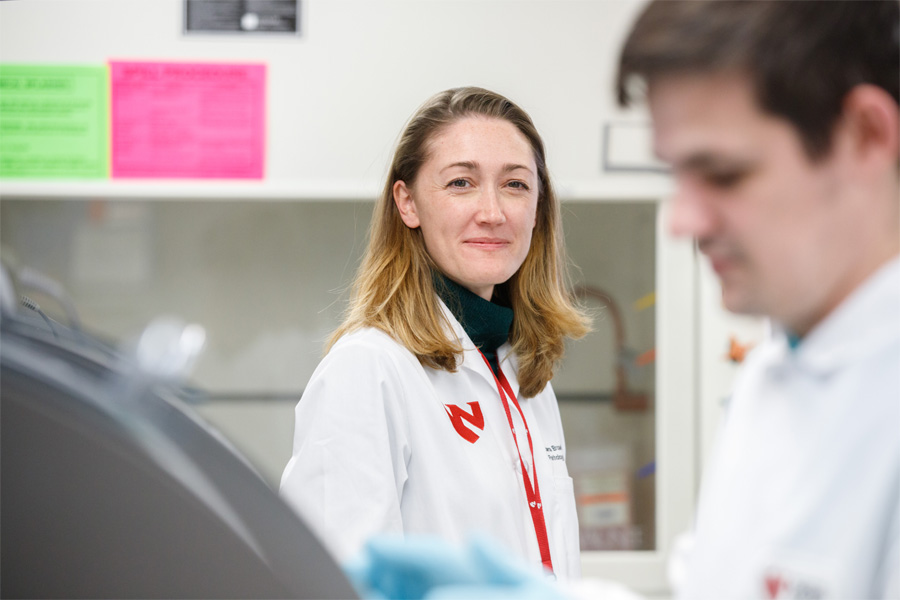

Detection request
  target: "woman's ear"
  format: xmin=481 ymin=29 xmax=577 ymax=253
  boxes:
xmin=393 ymin=180 xmax=421 ymax=229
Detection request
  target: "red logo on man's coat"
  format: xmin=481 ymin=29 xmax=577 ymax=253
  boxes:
xmin=444 ymin=402 xmax=485 ymax=443
xmin=765 ymin=575 xmax=788 ymax=599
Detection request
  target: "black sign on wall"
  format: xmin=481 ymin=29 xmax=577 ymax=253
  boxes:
xmin=184 ymin=0 xmax=300 ymax=35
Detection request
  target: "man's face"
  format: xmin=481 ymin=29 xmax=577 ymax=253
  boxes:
xmin=650 ymin=73 xmax=861 ymax=335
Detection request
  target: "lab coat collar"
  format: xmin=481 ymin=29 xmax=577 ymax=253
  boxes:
xmin=437 ymin=298 xmax=520 ymax=396
xmin=775 ymin=256 xmax=900 ymax=377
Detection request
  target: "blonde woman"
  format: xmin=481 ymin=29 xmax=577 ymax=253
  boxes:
xmin=280 ymin=87 xmax=589 ymax=581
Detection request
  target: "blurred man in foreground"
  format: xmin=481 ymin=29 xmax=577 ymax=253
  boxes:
xmin=617 ymin=1 xmax=899 ymax=598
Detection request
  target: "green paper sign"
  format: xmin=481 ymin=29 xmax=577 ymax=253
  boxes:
xmin=0 ymin=65 xmax=109 ymax=178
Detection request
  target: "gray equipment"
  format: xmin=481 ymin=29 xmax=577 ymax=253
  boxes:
xmin=0 ymin=277 xmax=358 ymax=599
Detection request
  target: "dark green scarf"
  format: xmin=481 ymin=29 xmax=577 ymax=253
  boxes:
xmin=434 ymin=272 xmax=513 ymax=377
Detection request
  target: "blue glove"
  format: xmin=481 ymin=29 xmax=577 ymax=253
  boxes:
xmin=344 ymin=534 xmax=569 ymax=600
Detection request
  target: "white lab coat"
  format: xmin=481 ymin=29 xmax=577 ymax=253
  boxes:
xmin=677 ymin=257 xmax=900 ymax=599
xmin=280 ymin=300 xmax=581 ymax=582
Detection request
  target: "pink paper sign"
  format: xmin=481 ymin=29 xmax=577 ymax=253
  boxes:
xmin=111 ymin=61 xmax=265 ymax=179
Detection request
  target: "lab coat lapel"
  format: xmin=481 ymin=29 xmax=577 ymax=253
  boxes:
xmin=795 ymin=257 xmax=900 ymax=377
xmin=437 ymin=298 xmax=523 ymax=468
xmin=437 ymin=298 xmax=502 ymax=389
xmin=498 ymin=344 xmax=521 ymax=400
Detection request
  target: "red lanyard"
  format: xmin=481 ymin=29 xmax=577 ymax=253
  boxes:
xmin=479 ymin=352 xmax=554 ymax=574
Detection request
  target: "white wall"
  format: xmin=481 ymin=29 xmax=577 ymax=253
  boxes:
xmin=0 ymin=0 xmax=660 ymax=195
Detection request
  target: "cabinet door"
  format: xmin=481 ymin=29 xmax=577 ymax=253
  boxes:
xmin=555 ymin=201 xmax=697 ymax=595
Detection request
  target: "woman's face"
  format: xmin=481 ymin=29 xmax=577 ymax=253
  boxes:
xmin=393 ymin=116 xmax=539 ymax=301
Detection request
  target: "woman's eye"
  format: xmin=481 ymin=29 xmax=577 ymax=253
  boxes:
xmin=507 ymin=180 xmax=530 ymax=190
xmin=448 ymin=179 xmax=470 ymax=188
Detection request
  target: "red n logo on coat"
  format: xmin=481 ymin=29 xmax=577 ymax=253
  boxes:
xmin=444 ymin=402 xmax=485 ymax=443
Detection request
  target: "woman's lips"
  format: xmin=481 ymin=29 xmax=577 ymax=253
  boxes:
xmin=465 ymin=238 xmax=509 ymax=249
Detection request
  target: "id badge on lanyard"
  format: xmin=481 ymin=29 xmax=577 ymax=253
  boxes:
xmin=479 ymin=351 xmax=554 ymax=575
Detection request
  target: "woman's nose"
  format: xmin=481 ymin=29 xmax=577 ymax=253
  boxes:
xmin=476 ymin=187 xmax=506 ymax=225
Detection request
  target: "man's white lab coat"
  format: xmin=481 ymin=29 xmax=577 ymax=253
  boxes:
xmin=678 ymin=257 xmax=900 ymax=599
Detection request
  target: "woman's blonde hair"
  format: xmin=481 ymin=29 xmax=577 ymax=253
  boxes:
xmin=329 ymin=86 xmax=590 ymax=397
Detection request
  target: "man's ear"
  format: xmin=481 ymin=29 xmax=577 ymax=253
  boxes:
xmin=838 ymin=84 xmax=900 ymax=171
xmin=393 ymin=180 xmax=420 ymax=229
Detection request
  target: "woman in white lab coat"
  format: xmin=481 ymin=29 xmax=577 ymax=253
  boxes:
xmin=280 ymin=87 xmax=590 ymax=582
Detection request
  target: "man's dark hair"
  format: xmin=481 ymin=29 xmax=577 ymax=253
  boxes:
xmin=616 ymin=0 xmax=900 ymax=159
